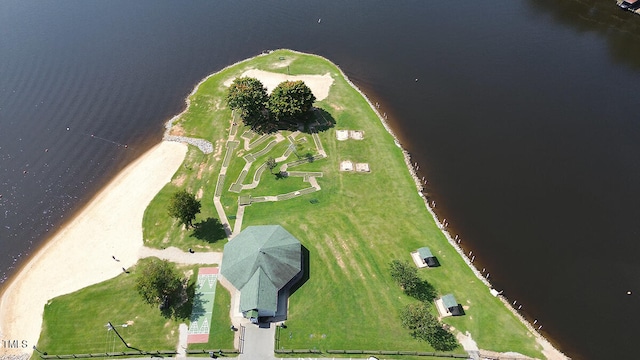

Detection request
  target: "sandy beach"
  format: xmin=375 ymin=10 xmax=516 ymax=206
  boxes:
xmin=223 ymin=69 xmax=334 ymax=101
xmin=0 ymin=141 xmax=187 ymax=356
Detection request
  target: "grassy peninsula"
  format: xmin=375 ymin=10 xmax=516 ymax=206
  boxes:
xmin=146 ymin=49 xmax=543 ymax=356
xmin=34 ymin=49 xmax=544 ymax=358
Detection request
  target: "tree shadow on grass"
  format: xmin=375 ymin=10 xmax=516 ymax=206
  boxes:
xmin=161 ymin=278 xmax=207 ymax=321
xmin=310 ymin=107 xmax=336 ymax=133
xmin=275 ymin=171 xmax=289 ymax=180
xmin=190 ymin=217 xmax=227 ymax=243
xmin=275 ymin=107 xmax=335 ymax=133
xmin=406 ymin=280 xmax=438 ymax=303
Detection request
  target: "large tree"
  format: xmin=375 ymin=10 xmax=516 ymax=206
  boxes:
xmin=400 ymin=303 xmax=458 ymax=351
xmin=389 ymin=260 xmax=419 ymax=293
xmin=167 ymin=189 xmax=201 ymax=229
xmin=226 ymin=77 xmax=270 ymax=131
xmin=267 ymin=80 xmax=315 ymax=123
xmin=390 ymin=260 xmax=437 ymax=302
xmin=135 ymin=258 xmax=185 ymax=310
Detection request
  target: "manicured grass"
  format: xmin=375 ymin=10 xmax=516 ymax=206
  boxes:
xmin=142 ymin=146 xmax=227 ymax=252
xmin=34 ymin=259 xmax=204 ymax=355
xmin=140 ymin=49 xmax=544 ymax=357
xmin=34 ymin=261 xmax=233 ymax=358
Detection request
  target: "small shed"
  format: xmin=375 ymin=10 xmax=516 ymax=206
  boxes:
xmin=418 ymin=247 xmax=439 ymax=267
xmin=441 ymin=293 xmax=462 ymax=316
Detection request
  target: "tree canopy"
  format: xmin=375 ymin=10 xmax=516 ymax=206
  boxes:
xmin=226 ymin=77 xmax=270 ymax=131
xmin=135 ymin=258 xmax=185 ymax=309
xmin=268 ymin=80 xmax=316 ymax=122
xmin=226 ymin=77 xmax=316 ymax=133
xmin=390 ymin=260 xmax=419 ymax=293
xmin=167 ymin=189 xmax=201 ymax=229
xmin=400 ymin=303 xmax=459 ymax=351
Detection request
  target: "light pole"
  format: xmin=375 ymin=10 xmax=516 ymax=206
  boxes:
xmin=107 ymin=322 xmax=132 ymax=349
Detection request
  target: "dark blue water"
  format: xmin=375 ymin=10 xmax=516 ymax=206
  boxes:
xmin=2 ymin=1 xmax=640 ymax=358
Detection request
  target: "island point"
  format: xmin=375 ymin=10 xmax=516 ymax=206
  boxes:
xmin=0 ymin=50 xmax=567 ymax=360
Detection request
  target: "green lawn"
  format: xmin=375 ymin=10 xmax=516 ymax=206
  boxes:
xmin=34 ymin=259 xmax=233 ymax=357
xmin=35 ymin=259 xmax=192 ymax=355
xmin=143 ymin=49 xmax=543 ymax=357
xmin=35 ymin=49 xmax=543 ymax=358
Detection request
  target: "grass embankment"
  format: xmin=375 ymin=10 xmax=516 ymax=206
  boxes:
xmin=145 ymin=49 xmax=542 ymax=357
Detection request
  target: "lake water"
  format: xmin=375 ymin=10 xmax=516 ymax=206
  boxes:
xmin=2 ymin=1 xmax=640 ymax=358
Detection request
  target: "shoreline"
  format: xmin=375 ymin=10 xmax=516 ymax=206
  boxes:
xmin=0 ymin=141 xmax=187 ymax=357
xmin=322 ymin=52 xmax=568 ymax=359
xmin=0 ymin=52 xmax=261 ymax=359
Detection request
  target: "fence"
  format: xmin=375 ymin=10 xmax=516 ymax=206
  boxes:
xmin=40 ymin=350 xmax=176 ymax=359
xmin=274 ymin=325 xmax=468 ymax=358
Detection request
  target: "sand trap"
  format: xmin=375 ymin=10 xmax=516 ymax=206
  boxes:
xmin=336 ymin=130 xmax=349 ymax=141
xmin=336 ymin=129 xmax=364 ymax=141
xmin=340 ymin=160 xmax=353 ymax=171
xmin=349 ymin=130 xmax=364 ymax=140
xmin=355 ymin=163 xmax=370 ymax=172
xmin=0 ymin=141 xmax=187 ymax=355
xmin=224 ymin=69 xmax=334 ymax=101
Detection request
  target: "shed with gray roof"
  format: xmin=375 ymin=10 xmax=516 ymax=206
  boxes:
xmin=441 ymin=293 xmax=462 ymax=316
xmin=418 ymin=247 xmax=439 ymax=267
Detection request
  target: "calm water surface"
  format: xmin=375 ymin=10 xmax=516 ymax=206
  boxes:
xmin=1 ymin=1 xmax=640 ymax=358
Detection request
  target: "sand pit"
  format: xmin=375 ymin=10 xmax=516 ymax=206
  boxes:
xmin=355 ymin=163 xmax=370 ymax=172
xmin=349 ymin=130 xmax=364 ymax=140
xmin=336 ymin=130 xmax=349 ymax=141
xmin=224 ymin=69 xmax=334 ymax=101
xmin=0 ymin=141 xmax=187 ymax=355
xmin=340 ymin=160 xmax=353 ymax=171
xmin=336 ymin=129 xmax=364 ymax=141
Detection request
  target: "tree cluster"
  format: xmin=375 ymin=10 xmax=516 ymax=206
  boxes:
xmin=389 ymin=260 xmax=458 ymax=351
xmin=227 ymin=77 xmax=316 ymax=133
xmin=389 ymin=260 xmax=437 ymax=302
xmin=400 ymin=303 xmax=458 ymax=351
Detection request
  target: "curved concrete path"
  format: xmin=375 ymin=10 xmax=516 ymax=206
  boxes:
xmin=138 ymin=246 xmax=222 ymax=265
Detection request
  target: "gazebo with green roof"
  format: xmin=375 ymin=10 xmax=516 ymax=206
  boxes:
xmin=220 ymin=225 xmax=302 ymax=323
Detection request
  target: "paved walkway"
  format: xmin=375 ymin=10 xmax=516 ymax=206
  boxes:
xmin=237 ymin=323 xmax=277 ymax=360
xmin=138 ymin=246 xmax=222 ymax=265
xmin=177 ymin=324 xmax=188 ymax=357
xmin=457 ymin=331 xmax=479 ymax=360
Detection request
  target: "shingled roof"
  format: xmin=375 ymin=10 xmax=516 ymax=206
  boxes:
xmin=220 ymin=225 xmax=302 ymax=317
